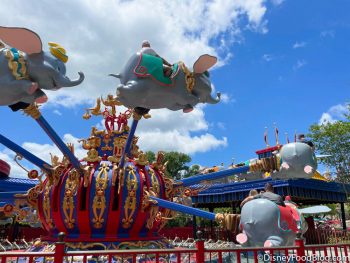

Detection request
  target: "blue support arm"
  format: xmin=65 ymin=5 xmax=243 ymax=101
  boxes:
xmin=179 ymin=165 xmax=250 ymax=187
xmin=150 ymin=196 xmax=216 ymax=221
xmin=0 ymin=134 xmax=52 ymax=171
xmin=35 ymin=115 xmax=81 ymax=171
xmin=119 ymin=118 xmax=139 ymax=168
xmin=22 ymin=104 xmax=81 ymax=172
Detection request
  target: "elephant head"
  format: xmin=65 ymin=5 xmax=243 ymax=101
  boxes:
xmin=280 ymin=142 xmax=318 ymax=178
xmin=26 ymin=42 xmax=85 ymax=91
xmin=0 ymin=26 xmax=84 ymax=110
xmin=237 ymin=199 xmax=308 ymax=247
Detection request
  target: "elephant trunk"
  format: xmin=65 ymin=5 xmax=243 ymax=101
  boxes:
xmin=206 ymin=92 xmax=221 ymax=104
xmin=54 ymin=72 xmax=85 ymax=88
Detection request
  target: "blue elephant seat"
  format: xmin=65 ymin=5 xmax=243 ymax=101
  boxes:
xmin=133 ymin=53 xmax=179 ymax=86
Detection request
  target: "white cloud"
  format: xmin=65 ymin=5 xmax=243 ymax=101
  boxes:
xmin=220 ymin=93 xmax=235 ymax=103
xmin=293 ymin=41 xmax=306 ymax=49
xmin=139 ymin=130 xmax=227 ymax=154
xmin=0 ymin=0 xmax=269 ymax=108
xmin=293 ymin=59 xmax=307 ymax=70
xmin=136 ymin=107 xmax=228 ymax=154
xmin=262 ymin=54 xmax=274 ymax=62
xmin=217 ymin=122 xmax=226 ymax=130
xmin=53 ymin=110 xmax=62 ymax=116
xmin=320 ymin=30 xmax=335 ymax=38
xmin=319 ymin=104 xmax=348 ymax=124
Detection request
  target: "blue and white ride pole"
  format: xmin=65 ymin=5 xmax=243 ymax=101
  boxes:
xmin=119 ymin=118 xmax=139 ymax=168
xmin=179 ymin=165 xmax=250 ymax=187
xmin=23 ymin=105 xmax=81 ymax=172
xmin=0 ymin=134 xmax=52 ymax=172
xmin=150 ymin=196 xmax=216 ymax=220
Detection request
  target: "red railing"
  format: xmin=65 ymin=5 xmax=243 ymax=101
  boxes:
xmin=1 ymin=232 xmax=350 ymax=263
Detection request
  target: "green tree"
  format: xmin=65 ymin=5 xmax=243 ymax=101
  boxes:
xmin=144 ymin=151 xmax=156 ymax=164
xmin=163 ymin=151 xmax=192 ymax=179
xmin=183 ymin=164 xmax=201 ymax=178
xmin=308 ymin=104 xmax=350 ymax=183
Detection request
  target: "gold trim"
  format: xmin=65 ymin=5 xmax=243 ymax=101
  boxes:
xmin=112 ymin=240 xmax=168 ymax=250
xmin=65 ymin=242 xmax=106 ymax=250
xmin=22 ymin=103 xmax=41 ymax=119
xmin=83 ymin=165 xmax=93 ymax=187
xmin=122 ymin=166 xmax=138 ymax=228
xmin=83 ymin=148 xmax=102 ymax=163
xmin=14 ymin=154 xmax=29 ymax=173
xmin=43 ymin=180 xmax=54 ymax=228
xmin=27 ymin=184 xmax=43 ymax=209
xmin=179 ymin=62 xmax=195 ymax=93
xmin=4 ymin=48 xmax=28 ymax=80
xmin=63 ymin=169 xmax=80 ymax=229
xmin=134 ymin=151 xmax=148 ymax=166
xmin=92 ymin=163 xmax=109 ymax=228
xmin=163 ymin=177 xmax=175 ymax=200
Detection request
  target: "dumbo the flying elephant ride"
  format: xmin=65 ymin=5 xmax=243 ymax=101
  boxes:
xmin=0 ymin=26 xmax=330 ymax=255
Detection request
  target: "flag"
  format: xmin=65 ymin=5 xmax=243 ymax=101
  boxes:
xmin=285 ymin=133 xmax=290 ymax=144
xmin=275 ymin=126 xmax=279 ymax=145
xmin=264 ymin=127 xmax=269 ymax=146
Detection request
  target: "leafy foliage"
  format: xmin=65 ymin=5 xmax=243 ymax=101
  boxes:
xmin=163 ymin=151 xmax=191 ymax=179
xmin=144 ymin=151 xmax=203 ymax=179
xmin=308 ymin=104 xmax=350 ymax=183
xmin=144 ymin=151 xmax=156 ymax=164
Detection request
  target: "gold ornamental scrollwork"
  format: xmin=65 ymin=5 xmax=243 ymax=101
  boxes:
xmin=145 ymin=168 xmax=161 ymax=229
xmin=163 ymin=177 xmax=176 ymax=200
xmin=63 ymin=169 xmax=80 ymax=229
xmin=149 ymin=168 xmax=160 ymax=196
xmin=52 ymin=165 xmax=66 ymax=186
xmin=26 ymin=184 xmax=43 ymax=209
xmin=92 ymin=163 xmax=109 ymax=228
xmin=42 ymin=180 xmax=54 ymax=229
xmin=122 ymin=166 xmax=138 ymax=228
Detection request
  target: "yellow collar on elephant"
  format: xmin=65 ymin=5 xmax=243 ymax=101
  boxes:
xmin=48 ymin=42 xmax=68 ymax=63
xmin=179 ymin=62 xmax=195 ymax=93
xmin=4 ymin=48 xmax=29 ymax=80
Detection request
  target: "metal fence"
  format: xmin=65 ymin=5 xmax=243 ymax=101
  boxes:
xmin=1 ymin=233 xmax=350 ymax=263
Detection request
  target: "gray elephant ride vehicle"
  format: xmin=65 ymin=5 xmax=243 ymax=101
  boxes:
xmin=110 ymin=41 xmax=221 ymax=118
xmin=0 ymin=26 xmax=84 ymax=111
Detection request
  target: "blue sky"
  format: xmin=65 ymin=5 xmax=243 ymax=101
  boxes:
xmin=0 ymin=0 xmax=349 ymax=177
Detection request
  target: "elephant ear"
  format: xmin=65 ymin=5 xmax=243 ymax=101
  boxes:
xmin=193 ymin=54 xmax=217 ymax=74
xmin=0 ymin=26 xmax=42 ymax=54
